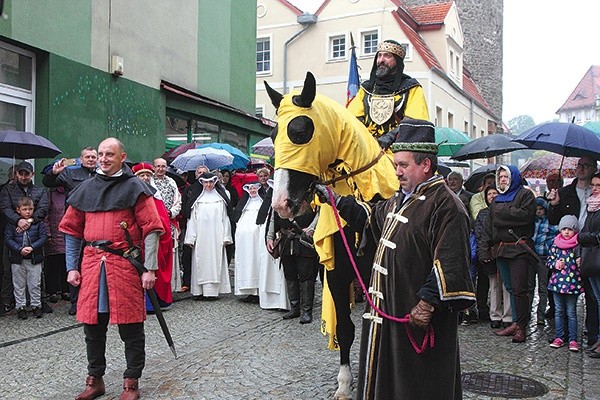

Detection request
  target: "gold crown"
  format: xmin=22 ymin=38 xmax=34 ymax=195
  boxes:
xmin=377 ymin=41 xmax=406 ymax=59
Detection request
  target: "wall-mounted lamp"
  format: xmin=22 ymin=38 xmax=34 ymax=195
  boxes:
xmin=111 ymin=55 xmax=124 ymax=76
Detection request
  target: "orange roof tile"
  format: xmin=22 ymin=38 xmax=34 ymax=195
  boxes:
xmin=409 ymin=2 xmax=453 ymax=26
xmin=393 ymin=10 xmax=443 ymax=71
xmin=556 ymin=66 xmax=600 ymax=113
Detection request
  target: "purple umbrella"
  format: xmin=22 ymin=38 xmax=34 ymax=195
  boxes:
xmin=0 ymin=130 xmax=62 ymax=159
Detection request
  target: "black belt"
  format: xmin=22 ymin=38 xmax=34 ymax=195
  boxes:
xmin=86 ymin=240 xmax=112 ymax=248
xmin=85 ymin=240 xmax=141 ymax=261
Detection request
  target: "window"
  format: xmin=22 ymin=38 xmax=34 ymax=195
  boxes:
xmin=447 ymin=112 xmax=454 ymax=129
xmin=0 ymin=41 xmax=35 ymax=184
xmin=435 ymin=106 xmax=443 ymax=126
xmin=362 ymin=31 xmax=378 ymax=55
xmin=330 ymin=35 xmax=346 ymax=60
xmin=256 ymin=37 xmax=271 ymax=74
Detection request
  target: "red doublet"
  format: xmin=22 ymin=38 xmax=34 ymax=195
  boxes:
xmin=59 ymin=194 xmax=164 ymax=324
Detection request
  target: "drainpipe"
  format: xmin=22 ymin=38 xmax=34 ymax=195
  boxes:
xmin=283 ymin=13 xmax=317 ymax=94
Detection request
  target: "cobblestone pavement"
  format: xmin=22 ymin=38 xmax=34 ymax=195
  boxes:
xmin=1 ymin=282 xmax=599 ymax=400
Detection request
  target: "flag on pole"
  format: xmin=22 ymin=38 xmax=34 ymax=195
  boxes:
xmin=346 ymin=33 xmax=360 ymax=107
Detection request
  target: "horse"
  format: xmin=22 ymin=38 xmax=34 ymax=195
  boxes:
xmin=264 ymin=72 xmax=398 ymax=399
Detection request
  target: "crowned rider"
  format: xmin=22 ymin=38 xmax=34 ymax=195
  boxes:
xmin=347 ymin=39 xmax=429 ymax=149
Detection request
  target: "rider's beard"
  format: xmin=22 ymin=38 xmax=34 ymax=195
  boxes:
xmin=375 ymin=65 xmax=391 ymax=78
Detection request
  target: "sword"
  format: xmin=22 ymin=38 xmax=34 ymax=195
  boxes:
xmin=508 ymin=229 xmax=540 ymax=263
xmin=119 ymin=222 xmax=178 ymax=359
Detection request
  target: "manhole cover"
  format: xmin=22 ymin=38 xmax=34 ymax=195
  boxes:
xmin=462 ymin=372 xmax=548 ymax=398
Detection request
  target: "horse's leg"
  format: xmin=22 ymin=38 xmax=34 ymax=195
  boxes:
xmin=329 ymin=230 xmax=358 ymax=400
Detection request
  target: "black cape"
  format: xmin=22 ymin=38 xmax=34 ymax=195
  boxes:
xmin=67 ymin=164 xmax=154 ymax=212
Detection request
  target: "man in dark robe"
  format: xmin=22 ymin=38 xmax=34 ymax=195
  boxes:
xmin=317 ymin=119 xmax=475 ymax=399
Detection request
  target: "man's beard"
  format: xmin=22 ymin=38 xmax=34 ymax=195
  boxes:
xmin=375 ymin=65 xmax=393 ymax=78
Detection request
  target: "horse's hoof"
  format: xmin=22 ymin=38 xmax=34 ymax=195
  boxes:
xmin=333 ymin=364 xmax=353 ymax=400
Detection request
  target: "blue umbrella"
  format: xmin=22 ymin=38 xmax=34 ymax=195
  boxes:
xmin=198 ymin=143 xmax=250 ymax=170
xmin=512 ymin=122 xmax=600 ymax=159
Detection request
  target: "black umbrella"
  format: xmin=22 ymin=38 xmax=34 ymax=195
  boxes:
xmin=0 ymin=130 xmax=62 ymax=159
xmin=450 ymin=134 xmax=527 ymax=161
xmin=464 ymin=164 xmax=498 ymax=193
xmin=437 ymin=161 xmax=470 ymax=178
xmin=165 ymin=166 xmax=186 ymax=187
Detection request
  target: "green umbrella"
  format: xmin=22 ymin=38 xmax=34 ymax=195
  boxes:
xmin=434 ymin=127 xmax=471 ymax=157
xmin=583 ymin=121 xmax=600 ymax=135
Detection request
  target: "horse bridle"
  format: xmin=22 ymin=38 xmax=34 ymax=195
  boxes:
xmin=320 ymin=149 xmax=387 ymax=186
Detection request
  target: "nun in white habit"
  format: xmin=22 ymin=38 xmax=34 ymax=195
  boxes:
xmin=233 ymin=181 xmax=289 ymax=310
xmin=184 ymin=173 xmax=232 ymax=299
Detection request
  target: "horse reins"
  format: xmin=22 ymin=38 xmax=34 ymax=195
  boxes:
xmin=321 ymin=149 xmax=388 ymax=186
xmin=325 ymin=186 xmax=435 ymax=354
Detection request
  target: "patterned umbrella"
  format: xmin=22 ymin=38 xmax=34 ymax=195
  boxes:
xmin=520 ymin=154 xmax=579 ymax=179
xmin=251 ymin=137 xmax=274 ymax=158
xmin=171 ymin=148 xmax=234 ymax=171
xmin=198 ymin=143 xmax=250 ymax=170
xmin=162 ymin=142 xmax=202 ymax=163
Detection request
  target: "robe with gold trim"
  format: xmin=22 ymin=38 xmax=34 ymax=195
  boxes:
xmin=338 ymin=176 xmax=475 ymax=400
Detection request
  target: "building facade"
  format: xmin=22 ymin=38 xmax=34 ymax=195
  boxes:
xmin=404 ymin=0 xmax=503 ymax=121
xmin=0 ymin=0 xmax=270 ymax=181
xmin=556 ymin=65 xmax=600 ymax=124
xmin=256 ymin=0 xmax=498 ymax=142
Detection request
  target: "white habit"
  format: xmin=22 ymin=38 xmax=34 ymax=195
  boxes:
xmin=184 ymin=189 xmax=232 ymax=297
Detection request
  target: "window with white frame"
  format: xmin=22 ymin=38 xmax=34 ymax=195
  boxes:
xmin=399 ymin=43 xmax=411 ymax=61
xmin=361 ymin=31 xmax=378 ymax=56
xmin=329 ymin=35 xmax=346 ymax=61
xmin=256 ymin=37 xmax=271 ymax=74
xmin=0 ymin=41 xmax=35 ymax=183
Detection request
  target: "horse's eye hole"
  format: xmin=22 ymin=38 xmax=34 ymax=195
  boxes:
xmin=287 ymin=116 xmax=314 ymax=145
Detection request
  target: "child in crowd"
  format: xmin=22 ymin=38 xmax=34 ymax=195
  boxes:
xmin=546 ymin=215 xmax=583 ymax=352
xmin=4 ymin=197 xmax=48 ymax=319
xmin=531 ymin=197 xmax=558 ymax=325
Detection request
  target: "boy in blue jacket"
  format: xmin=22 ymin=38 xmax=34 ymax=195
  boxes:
xmin=4 ymin=197 xmax=47 ymax=319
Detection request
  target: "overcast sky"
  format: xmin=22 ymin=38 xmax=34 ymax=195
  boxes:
xmin=503 ymin=0 xmax=600 ymax=124
xmin=285 ymin=1 xmax=600 ymax=124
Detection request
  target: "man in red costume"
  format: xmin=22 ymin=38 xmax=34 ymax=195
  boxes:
xmin=59 ymin=138 xmax=164 ymax=400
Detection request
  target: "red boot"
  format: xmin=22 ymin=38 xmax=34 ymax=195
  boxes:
xmin=120 ymin=377 xmax=140 ymax=400
xmin=494 ymin=322 xmax=518 ymax=336
xmin=75 ymin=375 xmax=105 ymax=400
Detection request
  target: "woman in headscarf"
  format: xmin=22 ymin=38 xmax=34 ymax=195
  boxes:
xmin=480 ymin=165 xmax=536 ymax=343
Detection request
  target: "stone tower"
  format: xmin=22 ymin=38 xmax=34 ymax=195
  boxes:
xmin=403 ymin=0 xmax=503 ymax=121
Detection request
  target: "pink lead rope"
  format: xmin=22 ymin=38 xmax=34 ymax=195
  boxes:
xmin=325 ymin=186 xmax=434 ymax=354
